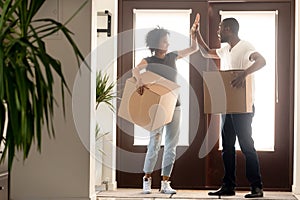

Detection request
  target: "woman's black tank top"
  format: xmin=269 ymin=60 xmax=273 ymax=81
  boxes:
xmin=144 ymin=51 xmax=181 ymax=106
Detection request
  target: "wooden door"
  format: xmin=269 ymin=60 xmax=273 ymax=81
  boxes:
xmin=116 ymin=0 xmax=209 ymax=189
xmin=205 ymin=1 xmax=295 ymax=191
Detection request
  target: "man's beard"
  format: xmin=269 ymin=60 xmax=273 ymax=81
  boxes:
xmin=220 ymin=36 xmax=227 ymax=43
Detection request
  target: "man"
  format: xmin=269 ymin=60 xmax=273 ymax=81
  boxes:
xmin=195 ymin=14 xmax=266 ymax=198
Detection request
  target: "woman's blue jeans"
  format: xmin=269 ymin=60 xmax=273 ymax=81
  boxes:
xmin=221 ymin=105 xmax=263 ymax=189
xmin=143 ymin=106 xmax=181 ymax=177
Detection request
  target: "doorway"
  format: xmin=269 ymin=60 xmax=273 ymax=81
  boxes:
xmin=205 ymin=2 xmax=294 ymax=190
xmin=116 ymin=0 xmax=295 ymax=190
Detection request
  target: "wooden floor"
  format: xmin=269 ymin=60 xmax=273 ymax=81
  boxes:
xmin=97 ymin=188 xmax=298 ymax=200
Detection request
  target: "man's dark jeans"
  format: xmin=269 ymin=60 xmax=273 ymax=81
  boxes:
xmin=221 ymin=105 xmax=263 ymax=189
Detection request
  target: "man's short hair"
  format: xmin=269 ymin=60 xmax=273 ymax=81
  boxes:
xmin=222 ymin=18 xmax=239 ymax=34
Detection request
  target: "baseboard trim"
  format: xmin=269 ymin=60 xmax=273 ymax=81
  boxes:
xmin=10 ymin=194 xmax=97 ymax=200
xmin=11 ymin=198 xmax=94 ymax=200
xmin=108 ymin=180 xmax=117 ymax=190
xmin=292 ymin=184 xmax=300 ymax=194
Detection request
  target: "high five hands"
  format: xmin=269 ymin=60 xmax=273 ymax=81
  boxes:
xmin=191 ymin=13 xmax=200 ymax=36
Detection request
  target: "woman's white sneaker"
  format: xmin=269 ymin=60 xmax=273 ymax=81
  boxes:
xmin=142 ymin=177 xmax=152 ymax=194
xmin=160 ymin=180 xmax=176 ymax=194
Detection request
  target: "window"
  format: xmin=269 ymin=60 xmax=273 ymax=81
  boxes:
xmin=219 ymin=11 xmax=277 ymax=151
xmin=133 ymin=9 xmax=192 ymax=146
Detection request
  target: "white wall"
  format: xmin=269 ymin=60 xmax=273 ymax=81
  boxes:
xmin=293 ymin=0 xmax=300 ymax=195
xmin=10 ymin=1 xmax=96 ymax=199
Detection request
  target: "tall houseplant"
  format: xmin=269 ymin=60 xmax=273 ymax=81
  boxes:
xmin=95 ymin=71 xmax=115 ymax=187
xmin=0 ymin=0 xmax=88 ymax=171
xmin=95 ymin=71 xmax=115 ymax=152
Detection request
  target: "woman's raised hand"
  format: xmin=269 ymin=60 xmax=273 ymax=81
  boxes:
xmin=191 ymin=13 xmax=200 ymax=35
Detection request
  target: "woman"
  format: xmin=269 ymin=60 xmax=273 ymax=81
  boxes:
xmin=132 ymin=14 xmax=199 ymax=194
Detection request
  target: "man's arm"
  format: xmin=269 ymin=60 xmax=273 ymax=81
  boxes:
xmin=245 ymin=52 xmax=267 ymax=75
xmin=195 ymin=13 xmax=219 ymax=59
xmin=231 ymin=52 xmax=266 ymax=88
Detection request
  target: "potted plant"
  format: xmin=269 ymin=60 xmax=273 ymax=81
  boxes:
xmin=96 ymin=71 xmax=115 ymax=111
xmin=95 ymin=70 xmax=116 ymax=190
xmin=95 ymin=70 xmax=116 ymax=152
xmin=0 ymin=0 xmax=88 ymax=171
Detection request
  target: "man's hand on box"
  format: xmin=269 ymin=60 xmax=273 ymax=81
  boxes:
xmin=231 ymin=71 xmax=246 ymax=88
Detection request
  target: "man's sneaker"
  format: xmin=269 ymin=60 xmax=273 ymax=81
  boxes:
xmin=142 ymin=177 xmax=152 ymax=194
xmin=160 ymin=180 xmax=177 ymax=194
xmin=208 ymin=185 xmax=235 ymax=196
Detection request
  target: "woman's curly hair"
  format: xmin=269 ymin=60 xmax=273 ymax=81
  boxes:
xmin=145 ymin=26 xmax=170 ymax=54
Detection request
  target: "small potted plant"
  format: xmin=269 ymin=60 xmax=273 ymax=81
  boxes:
xmin=96 ymin=71 xmax=116 ymax=112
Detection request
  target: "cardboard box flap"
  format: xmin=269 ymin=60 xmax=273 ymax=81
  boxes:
xmin=127 ymin=71 xmax=160 ymax=84
xmin=147 ymin=84 xmax=169 ymax=96
xmin=129 ymin=71 xmax=179 ymax=86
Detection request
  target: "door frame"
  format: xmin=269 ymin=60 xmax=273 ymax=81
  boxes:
xmin=116 ymin=0 xmax=295 ymax=190
xmin=116 ymin=0 xmax=210 ymax=189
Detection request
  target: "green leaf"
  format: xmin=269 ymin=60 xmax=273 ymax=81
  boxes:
xmin=96 ymin=71 xmax=116 ymax=112
xmin=0 ymin=0 xmax=89 ymax=171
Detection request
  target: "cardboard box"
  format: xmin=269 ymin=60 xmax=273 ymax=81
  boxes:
xmin=203 ymin=70 xmax=253 ymax=114
xmin=118 ymin=71 xmax=180 ymax=131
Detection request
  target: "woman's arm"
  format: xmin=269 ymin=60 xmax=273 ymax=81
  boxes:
xmin=194 ymin=13 xmax=219 ymax=59
xmin=176 ymin=14 xmax=200 ymax=59
xmin=132 ymin=58 xmax=148 ymax=95
xmin=195 ymin=30 xmax=219 ymax=59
